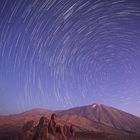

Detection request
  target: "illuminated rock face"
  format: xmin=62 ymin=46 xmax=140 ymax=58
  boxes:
xmin=20 ymin=116 xmax=75 ymax=140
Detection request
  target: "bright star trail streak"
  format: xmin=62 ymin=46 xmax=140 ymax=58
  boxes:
xmin=0 ymin=0 xmax=140 ymax=116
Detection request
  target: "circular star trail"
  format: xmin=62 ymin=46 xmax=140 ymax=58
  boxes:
xmin=0 ymin=0 xmax=140 ymax=115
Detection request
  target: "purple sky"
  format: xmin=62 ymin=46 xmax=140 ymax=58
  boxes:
xmin=0 ymin=0 xmax=140 ymax=116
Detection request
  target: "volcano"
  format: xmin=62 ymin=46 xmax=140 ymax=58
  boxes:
xmin=0 ymin=103 xmax=140 ymax=140
xmin=58 ymin=103 xmax=140 ymax=133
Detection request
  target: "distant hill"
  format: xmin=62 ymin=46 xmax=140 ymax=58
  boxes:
xmin=0 ymin=103 xmax=140 ymax=140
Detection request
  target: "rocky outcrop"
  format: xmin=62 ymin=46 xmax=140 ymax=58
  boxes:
xmin=20 ymin=114 xmax=75 ymax=140
xmin=20 ymin=120 xmax=36 ymax=140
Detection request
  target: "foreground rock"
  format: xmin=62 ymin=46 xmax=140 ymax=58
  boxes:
xmin=20 ymin=114 xmax=75 ymax=140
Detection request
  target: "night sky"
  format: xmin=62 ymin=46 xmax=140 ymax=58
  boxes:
xmin=0 ymin=0 xmax=140 ymax=116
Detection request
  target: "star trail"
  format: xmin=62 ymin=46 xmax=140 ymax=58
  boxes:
xmin=0 ymin=0 xmax=140 ymax=116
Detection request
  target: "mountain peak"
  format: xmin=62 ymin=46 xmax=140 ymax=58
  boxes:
xmin=91 ymin=102 xmax=100 ymax=108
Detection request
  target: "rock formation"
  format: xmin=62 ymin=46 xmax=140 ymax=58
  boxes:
xmin=20 ymin=114 xmax=75 ymax=140
xmin=20 ymin=120 xmax=36 ymax=140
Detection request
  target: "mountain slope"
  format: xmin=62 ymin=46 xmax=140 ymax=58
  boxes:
xmin=58 ymin=103 xmax=140 ymax=134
